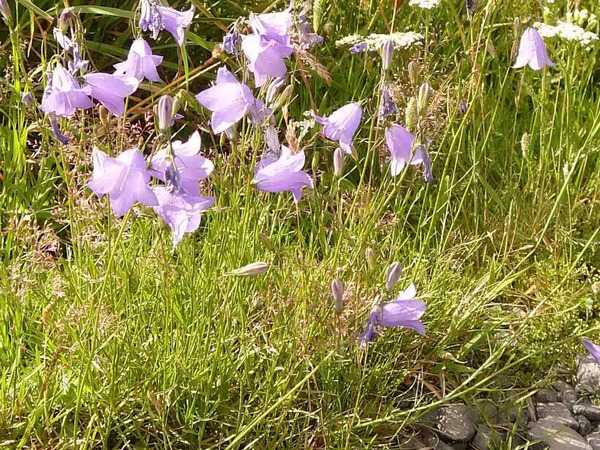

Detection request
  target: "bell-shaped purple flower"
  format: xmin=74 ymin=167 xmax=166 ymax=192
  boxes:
xmin=87 ymin=148 xmax=158 ymax=216
xmin=385 ymin=124 xmax=423 ymax=176
xmin=114 ymin=38 xmax=163 ymax=82
xmin=150 ymin=131 xmax=214 ymax=196
xmin=196 ymin=67 xmax=264 ymax=134
xmin=152 ymin=186 xmax=215 ymax=247
xmin=84 ymin=73 xmax=139 ymax=116
xmin=158 ymin=5 xmax=194 ymax=46
xmin=583 ymin=339 xmax=600 ymax=364
xmin=40 ymin=65 xmax=93 ymax=118
xmin=139 ymin=0 xmax=164 ymax=40
xmin=241 ymin=34 xmax=294 ymax=87
xmin=512 ymin=27 xmax=556 ymax=70
xmin=313 ymin=103 xmax=363 ymax=156
xmin=357 ymin=283 xmax=426 ymax=343
xmin=222 ymin=30 xmax=239 ymax=55
xmin=349 ymin=42 xmax=367 ymax=54
xmin=253 ymin=146 xmax=313 ymax=203
xmin=379 ymin=86 xmax=398 ymax=117
xmin=249 ymin=11 xmax=293 ymax=45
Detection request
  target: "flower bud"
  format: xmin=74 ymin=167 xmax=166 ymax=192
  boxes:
xmin=273 ymin=84 xmax=294 ymax=112
xmin=331 ymin=279 xmax=344 ymax=314
xmin=380 ymin=38 xmax=394 ymax=71
xmin=365 ymin=247 xmax=377 ymax=271
xmin=333 ymin=148 xmax=345 ymax=177
xmin=408 ymin=61 xmax=419 ymax=86
xmin=417 ymin=82 xmax=431 ymax=118
xmin=59 ymin=8 xmax=73 ymax=30
xmin=385 ymin=262 xmax=402 ymax=291
xmin=0 ymin=0 xmax=10 ymax=24
xmin=578 ymin=9 xmax=589 ymax=27
xmin=157 ymin=95 xmax=174 ymax=132
xmin=520 ymin=133 xmax=530 ymax=159
xmin=21 ymin=92 xmax=34 ymax=107
xmin=311 ymin=150 xmax=320 ymax=172
xmin=230 ymin=262 xmax=269 ymax=276
xmin=266 ymin=77 xmax=286 ymax=105
xmin=458 ymin=98 xmax=468 ymax=116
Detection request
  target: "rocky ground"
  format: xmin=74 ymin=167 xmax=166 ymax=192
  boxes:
xmin=404 ymin=355 xmax=600 ymax=449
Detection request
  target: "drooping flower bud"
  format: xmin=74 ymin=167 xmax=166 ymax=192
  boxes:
xmin=520 ymin=133 xmax=530 ymax=159
xmin=365 ymin=247 xmax=377 ymax=271
xmin=417 ymin=82 xmax=431 ymax=118
xmin=21 ymin=92 xmax=34 ymax=107
xmin=385 ymin=262 xmax=402 ymax=291
xmin=266 ymin=77 xmax=286 ymax=105
xmin=230 ymin=262 xmax=269 ymax=276
xmin=157 ymin=95 xmax=174 ymax=132
xmin=333 ymin=148 xmax=345 ymax=177
xmin=273 ymin=85 xmax=294 ymax=112
xmin=458 ymin=98 xmax=468 ymax=116
xmin=405 ymin=97 xmax=417 ymax=132
xmin=0 ymin=0 xmax=10 ymax=24
xmin=408 ymin=61 xmax=419 ymax=86
xmin=331 ymin=279 xmax=344 ymax=314
xmin=380 ymin=38 xmax=394 ymax=71
xmin=59 ymin=8 xmax=74 ymax=31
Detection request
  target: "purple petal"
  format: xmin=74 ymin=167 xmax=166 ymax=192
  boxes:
xmin=158 ymin=5 xmax=194 ymax=46
xmin=583 ymin=339 xmax=600 ymax=364
xmin=84 ymin=73 xmax=139 ymax=116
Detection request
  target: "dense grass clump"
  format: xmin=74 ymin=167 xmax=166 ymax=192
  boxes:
xmin=1 ymin=0 xmax=599 ymax=447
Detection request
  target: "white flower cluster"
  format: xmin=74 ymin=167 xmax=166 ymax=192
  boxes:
xmin=335 ymin=32 xmax=424 ymax=50
xmin=534 ymin=21 xmax=599 ymax=46
xmin=408 ymin=0 xmax=441 ymax=9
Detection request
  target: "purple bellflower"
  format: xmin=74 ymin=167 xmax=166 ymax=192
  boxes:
xmin=222 ymin=30 xmax=240 ymax=54
xmin=241 ymin=34 xmax=294 ymax=87
xmin=139 ymin=0 xmax=164 ymax=40
xmin=152 ymin=186 xmax=215 ymax=247
xmin=583 ymin=339 xmax=600 ymax=364
xmin=253 ymin=146 xmax=313 ymax=203
xmin=150 ymin=131 xmax=214 ymax=196
xmin=158 ymin=4 xmax=194 ymax=46
xmin=114 ymin=38 xmax=163 ymax=82
xmin=40 ymin=65 xmax=93 ymax=118
xmin=385 ymin=124 xmax=423 ymax=176
xmin=49 ymin=114 xmax=69 ymax=145
xmin=350 ymin=42 xmax=367 ymax=54
xmin=297 ymin=8 xmax=323 ymax=50
xmin=84 ymin=73 xmax=139 ymax=116
xmin=313 ymin=102 xmax=363 ymax=156
xmin=249 ymin=11 xmax=293 ymax=44
xmin=88 ymin=148 xmax=158 ymax=216
xmin=512 ymin=27 xmax=556 ymax=71
xmin=380 ymin=86 xmax=398 ymax=117
xmin=357 ymin=283 xmax=426 ymax=343
xmin=196 ymin=67 xmax=264 ymax=134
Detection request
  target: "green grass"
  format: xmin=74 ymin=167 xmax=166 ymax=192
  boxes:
xmin=1 ymin=0 xmax=600 ymax=448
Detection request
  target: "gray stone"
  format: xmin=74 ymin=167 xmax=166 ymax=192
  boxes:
xmin=574 ymin=403 xmax=600 ymax=422
xmin=473 ymin=400 xmax=499 ymax=424
xmin=577 ymin=355 xmax=600 ymax=397
xmin=536 ymin=402 xmax=579 ymax=430
xmin=472 ymin=425 xmax=495 ymax=450
xmin=400 ymin=435 xmax=426 ymax=449
xmin=501 ymin=405 xmax=530 ymax=428
xmin=536 ymin=389 xmax=560 ymax=403
xmin=577 ymin=415 xmax=593 ymax=436
xmin=421 ymin=404 xmax=477 ymax=443
xmin=555 ymin=380 xmax=577 ymax=408
xmin=588 ymin=431 xmax=600 ymax=450
xmin=527 ymin=417 xmax=592 ymax=450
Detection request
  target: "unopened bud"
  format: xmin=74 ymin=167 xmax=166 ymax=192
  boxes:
xmin=331 ymin=279 xmax=344 ymax=314
xmin=0 ymin=0 xmax=10 ymax=24
xmin=520 ymin=133 xmax=530 ymax=159
xmin=408 ymin=61 xmax=419 ymax=85
xmin=157 ymin=95 xmax=174 ymax=132
xmin=230 ymin=262 xmax=269 ymax=276
xmin=417 ymin=82 xmax=431 ymax=117
xmin=405 ymin=97 xmax=417 ymax=132
xmin=311 ymin=150 xmax=320 ymax=172
xmin=380 ymin=38 xmax=394 ymax=71
xmin=578 ymin=9 xmax=589 ymax=27
xmin=458 ymin=98 xmax=468 ymax=115
xmin=59 ymin=8 xmax=73 ymax=30
xmin=99 ymin=105 xmax=109 ymax=126
xmin=365 ymin=247 xmax=377 ymax=270
xmin=333 ymin=148 xmax=345 ymax=177
xmin=266 ymin=77 xmax=286 ymax=105
xmin=513 ymin=17 xmax=522 ymax=34
xmin=21 ymin=92 xmax=34 ymax=107
xmin=385 ymin=262 xmax=402 ymax=291
xmin=273 ymin=84 xmax=294 ymax=111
